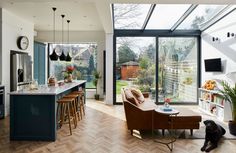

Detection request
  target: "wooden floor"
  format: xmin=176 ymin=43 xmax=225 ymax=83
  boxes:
xmin=0 ymin=100 xmax=236 ymax=153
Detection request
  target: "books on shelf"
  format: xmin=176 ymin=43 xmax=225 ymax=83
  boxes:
xmin=198 ymin=88 xmax=232 ymax=121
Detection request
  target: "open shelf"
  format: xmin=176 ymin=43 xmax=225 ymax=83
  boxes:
xmin=198 ymin=88 xmax=232 ymax=121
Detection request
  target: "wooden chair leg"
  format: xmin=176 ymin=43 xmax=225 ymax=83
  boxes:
xmin=131 ymin=130 xmax=133 ymax=135
xmin=190 ymin=129 xmax=193 ymax=136
xmin=71 ymin=100 xmax=77 ymax=128
xmin=162 ymin=129 xmax=165 ymax=136
xmin=61 ymin=103 xmax=65 ymax=127
xmin=67 ymin=104 xmax=72 ymax=135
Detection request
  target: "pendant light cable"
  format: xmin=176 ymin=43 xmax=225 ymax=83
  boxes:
xmin=59 ymin=14 xmax=66 ymax=61
xmin=66 ymin=20 xmax=72 ymax=62
xmin=49 ymin=7 xmax=59 ymax=61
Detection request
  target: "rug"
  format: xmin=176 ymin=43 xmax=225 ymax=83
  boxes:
xmin=140 ymin=109 xmax=236 ymax=140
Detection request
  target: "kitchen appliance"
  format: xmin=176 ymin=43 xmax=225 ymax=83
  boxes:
xmin=10 ymin=52 xmax=33 ymax=91
xmin=0 ymin=86 xmax=4 ymax=119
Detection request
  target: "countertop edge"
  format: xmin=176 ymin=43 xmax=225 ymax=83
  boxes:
xmin=9 ymin=80 xmax=86 ymax=96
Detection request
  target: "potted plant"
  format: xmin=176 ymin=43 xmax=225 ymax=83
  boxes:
xmin=218 ymin=81 xmax=236 ymax=135
xmin=92 ymin=70 xmax=101 ymax=100
xmin=139 ymin=85 xmax=151 ymax=98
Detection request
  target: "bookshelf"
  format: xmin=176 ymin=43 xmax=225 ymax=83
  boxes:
xmin=198 ymin=88 xmax=232 ymax=121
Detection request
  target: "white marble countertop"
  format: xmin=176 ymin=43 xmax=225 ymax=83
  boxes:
xmin=9 ymin=80 xmax=86 ymax=95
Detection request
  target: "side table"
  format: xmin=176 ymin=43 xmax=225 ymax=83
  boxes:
xmin=152 ymin=107 xmax=179 ymax=151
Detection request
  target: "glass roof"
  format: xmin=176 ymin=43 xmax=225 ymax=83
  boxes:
xmin=113 ymin=4 xmax=151 ymax=29
xmin=146 ymin=4 xmax=191 ymax=29
xmin=112 ymin=4 xmax=229 ymax=31
xmin=177 ymin=5 xmax=227 ymax=30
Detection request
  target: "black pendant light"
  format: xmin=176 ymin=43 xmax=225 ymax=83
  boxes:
xmin=49 ymin=7 xmax=59 ymax=61
xmin=59 ymin=14 xmax=66 ymax=61
xmin=66 ymin=20 xmax=72 ymax=62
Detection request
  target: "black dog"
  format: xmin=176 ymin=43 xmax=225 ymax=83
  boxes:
xmin=201 ymin=120 xmax=226 ymax=152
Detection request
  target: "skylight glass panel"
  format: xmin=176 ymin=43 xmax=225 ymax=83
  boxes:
xmin=113 ymin=4 xmax=151 ymax=29
xmin=177 ymin=5 xmax=227 ymax=30
xmin=146 ymin=4 xmax=191 ymax=29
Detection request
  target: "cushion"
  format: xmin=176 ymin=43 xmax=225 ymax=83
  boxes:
xmin=138 ymin=100 xmax=157 ymax=111
xmin=130 ymin=88 xmax=145 ymax=104
xmin=124 ymin=89 xmax=139 ymax=106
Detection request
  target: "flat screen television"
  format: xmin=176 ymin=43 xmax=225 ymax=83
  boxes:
xmin=204 ymin=58 xmax=222 ymax=72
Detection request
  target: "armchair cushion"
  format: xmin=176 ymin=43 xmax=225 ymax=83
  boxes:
xmin=124 ymin=88 xmax=139 ymax=106
xmin=130 ymin=88 xmax=145 ymax=104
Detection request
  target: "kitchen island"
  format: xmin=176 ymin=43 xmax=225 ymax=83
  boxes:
xmin=9 ymin=80 xmax=86 ymax=141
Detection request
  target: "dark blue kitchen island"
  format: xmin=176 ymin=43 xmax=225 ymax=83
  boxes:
xmin=9 ymin=80 xmax=86 ymax=141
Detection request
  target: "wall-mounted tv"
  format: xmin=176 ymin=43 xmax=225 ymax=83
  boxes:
xmin=204 ymin=58 xmax=222 ymax=72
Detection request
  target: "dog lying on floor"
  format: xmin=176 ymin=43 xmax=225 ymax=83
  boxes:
xmin=201 ymin=120 xmax=226 ymax=152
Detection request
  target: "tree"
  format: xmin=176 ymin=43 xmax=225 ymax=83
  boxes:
xmin=139 ymin=56 xmax=149 ymax=69
xmin=146 ymin=44 xmax=155 ymax=62
xmin=118 ymin=43 xmax=137 ymax=64
xmin=191 ymin=16 xmax=205 ymax=29
xmin=113 ymin=4 xmax=142 ymax=29
xmin=88 ymin=55 xmax=95 ymax=75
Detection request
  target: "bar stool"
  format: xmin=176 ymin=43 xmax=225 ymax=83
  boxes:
xmin=71 ymin=91 xmax=85 ymax=116
xmin=57 ymin=97 xmax=77 ymax=135
xmin=64 ymin=93 xmax=82 ymax=121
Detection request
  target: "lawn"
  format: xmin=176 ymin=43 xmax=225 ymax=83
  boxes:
xmin=116 ymin=80 xmax=128 ymax=94
xmin=86 ymin=81 xmax=95 ymax=89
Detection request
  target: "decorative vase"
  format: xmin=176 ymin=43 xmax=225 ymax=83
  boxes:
xmin=228 ymin=121 xmax=236 ymax=135
xmin=67 ymin=73 xmax=73 ymax=82
xmin=164 ymin=102 xmax=169 ymax=108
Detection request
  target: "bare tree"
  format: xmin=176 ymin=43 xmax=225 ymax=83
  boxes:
xmin=113 ymin=4 xmax=143 ymax=29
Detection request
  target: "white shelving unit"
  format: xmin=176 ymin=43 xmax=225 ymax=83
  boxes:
xmin=198 ymin=88 xmax=232 ymax=121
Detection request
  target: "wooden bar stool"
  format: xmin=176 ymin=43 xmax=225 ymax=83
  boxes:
xmin=64 ymin=93 xmax=82 ymax=121
xmin=71 ymin=91 xmax=85 ymax=116
xmin=57 ymin=97 xmax=77 ymax=135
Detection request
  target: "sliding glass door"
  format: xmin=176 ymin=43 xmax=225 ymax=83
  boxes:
xmin=158 ymin=37 xmax=198 ymax=103
xmin=114 ymin=36 xmax=198 ymax=104
xmin=115 ymin=37 xmax=156 ymax=103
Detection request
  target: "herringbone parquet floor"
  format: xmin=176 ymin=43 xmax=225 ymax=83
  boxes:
xmin=0 ymin=100 xmax=236 ymax=153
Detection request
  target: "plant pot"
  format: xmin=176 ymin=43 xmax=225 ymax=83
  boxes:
xmin=95 ymin=94 xmax=100 ymax=100
xmin=142 ymin=92 xmax=149 ymax=98
xmin=228 ymin=121 xmax=236 ymax=135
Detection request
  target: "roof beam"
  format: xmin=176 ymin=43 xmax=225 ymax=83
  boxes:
xmin=170 ymin=4 xmax=198 ymax=32
xmin=141 ymin=4 xmax=156 ymax=30
xmin=200 ymin=5 xmax=233 ymax=32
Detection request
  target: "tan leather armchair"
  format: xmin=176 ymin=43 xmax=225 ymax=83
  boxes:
xmin=121 ymin=88 xmax=202 ymax=136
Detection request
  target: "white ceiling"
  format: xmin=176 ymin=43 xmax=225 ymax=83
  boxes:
xmin=0 ymin=0 xmax=236 ymax=33
xmin=0 ymin=0 xmax=104 ymax=31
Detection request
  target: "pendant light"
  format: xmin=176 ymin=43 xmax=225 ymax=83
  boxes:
xmin=49 ymin=7 xmax=59 ymax=61
xmin=59 ymin=14 xmax=66 ymax=61
xmin=66 ymin=20 xmax=72 ymax=62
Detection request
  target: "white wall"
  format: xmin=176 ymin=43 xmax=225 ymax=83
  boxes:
xmin=35 ymin=30 xmax=105 ymax=98
xmin=0 ymin=8 xmax=34 ymax=115
xmin=201 ymin=9 xmax=236 ymax=84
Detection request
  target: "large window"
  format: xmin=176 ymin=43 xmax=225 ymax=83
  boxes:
xmin=114 ymin=36 xmax=198 ymax=104
xmin=158 ymin=37 xmax=198 ymax=103
xmin=49 ymin=43 xmax=97 ymax=88
xmin=115 ymin=37 xmax=156 ymax=103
